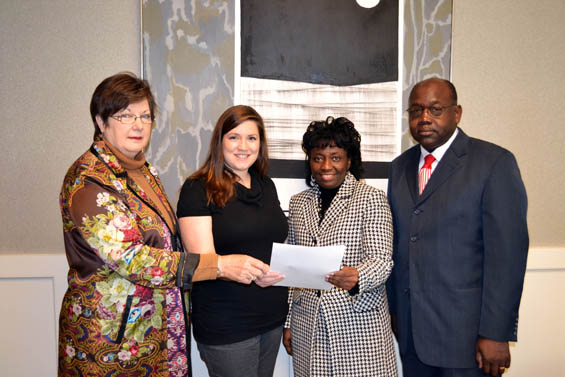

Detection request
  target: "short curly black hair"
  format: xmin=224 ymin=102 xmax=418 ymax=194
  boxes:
xmin=301 ymin=116 xmax=363 ymax=187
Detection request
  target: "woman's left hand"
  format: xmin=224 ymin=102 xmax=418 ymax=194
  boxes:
xmin=325 ymin=266 xmax=358 ymax=290
xmin=254 ymin=270 xmax=285 ymax=288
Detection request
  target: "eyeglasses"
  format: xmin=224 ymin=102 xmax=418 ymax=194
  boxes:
xmin=406 ymin=104 xmax=456 ymax=118
xmin=111 ymin=113 xmax=153 ymax=125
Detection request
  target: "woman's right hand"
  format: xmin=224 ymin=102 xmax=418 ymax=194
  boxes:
xmin=254 ymin=270 xmax=285 ymax=288
xmin=283 ymin=328 xmax=292 ymax=355
xmin=218 ymin=254 xmax=269 ymax=284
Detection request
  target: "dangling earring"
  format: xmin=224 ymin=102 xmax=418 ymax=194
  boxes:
xmin=310 ymin=175 xmax=317 ymax=186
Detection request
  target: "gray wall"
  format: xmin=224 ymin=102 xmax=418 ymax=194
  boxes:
xmin=0 ymin=0 xmax=140 ymax=254
xmin=451 ymin=0 xmax=565 ymax=246
xmin=1 ymin=0 xmax=563 ymax=253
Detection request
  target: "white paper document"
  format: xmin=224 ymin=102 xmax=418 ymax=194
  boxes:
xmin=270 ymin=242 xmax=346 ymax=290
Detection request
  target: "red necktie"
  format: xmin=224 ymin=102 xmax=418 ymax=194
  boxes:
xmin=418 ymin=154 xmax=436 ymax=195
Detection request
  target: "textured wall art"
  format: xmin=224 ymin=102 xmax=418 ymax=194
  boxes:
xmin=142 ymin=0 xmax=235 ymax=201
xmin=142 ymin=0 xmax=452 ymax=197
xmin=241 ymin=0 xmax=398 ymax=86
xmin=239 ymin=0 xmax=398 ymax=178
xmin=402 ymin=0 xmax=453 ymax=151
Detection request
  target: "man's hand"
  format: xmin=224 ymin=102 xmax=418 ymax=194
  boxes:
xmin=475 ymin=337 xmax=510 ymax=376
xmin=325 ymin=266 xmax=359 ymax=290
xmin=283 ymin=328 xmax=292 ymax=355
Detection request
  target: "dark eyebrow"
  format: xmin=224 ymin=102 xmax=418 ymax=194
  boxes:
xmin=409 ymin=100 xmax=442 ymax=107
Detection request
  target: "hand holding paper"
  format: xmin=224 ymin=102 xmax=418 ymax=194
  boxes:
xmin=254 ymin=270 xmax=285 ymax=287
xmin=270 ymin=242 xmax=345 ymax=290
xmin=326 ymin=266 xmax=359 ymax=290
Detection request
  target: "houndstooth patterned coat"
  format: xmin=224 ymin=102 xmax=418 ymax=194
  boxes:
xmin=286 ymin=173 xmax=398 ymax=377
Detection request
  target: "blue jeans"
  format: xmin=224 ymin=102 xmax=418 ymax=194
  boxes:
xmin=196 ymin=325 xmax=283 ymax=377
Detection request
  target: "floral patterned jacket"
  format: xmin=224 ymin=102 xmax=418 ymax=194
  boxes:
xmin=58 ymin=137 xmax=201 ymax=377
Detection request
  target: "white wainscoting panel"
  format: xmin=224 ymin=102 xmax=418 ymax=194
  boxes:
xmin=0 ymin=249 xmax=563 ymax=377
xmin=0 ymin=254 xmax=68 ymax=376
xmin=506 ymin=248 xmax=565 ymax=377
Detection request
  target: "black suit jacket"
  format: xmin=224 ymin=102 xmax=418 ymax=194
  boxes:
xmin=386 ymin=129 xmax=529 ymax=368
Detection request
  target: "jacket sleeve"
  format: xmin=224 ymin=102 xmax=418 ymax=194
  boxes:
xmin=385 ymin=166 xmax=397 ymax=315
xmin=479 ymin=150 xmax=529 ymax=341
xmin=284 ymin=196 xmax=298 ymax=328
xmin=355 ymin=188 xmax=395 ymax=294
xmin=67 ymin=178 xmax=201 ymax=289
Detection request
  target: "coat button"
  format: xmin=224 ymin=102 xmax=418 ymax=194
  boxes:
xmin=413 ymin=209 xmax=422 ymax=215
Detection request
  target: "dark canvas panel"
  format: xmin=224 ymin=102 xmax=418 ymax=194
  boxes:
xmin=241 ymin=0 xmax=398 ymax=86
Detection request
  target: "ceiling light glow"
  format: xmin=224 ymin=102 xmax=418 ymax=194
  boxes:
xmin=356 ymin=0 xmax=381 ymax=9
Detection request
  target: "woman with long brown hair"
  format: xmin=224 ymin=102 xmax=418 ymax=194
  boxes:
xmin=177 ymin=105 xmax=288 ymax=377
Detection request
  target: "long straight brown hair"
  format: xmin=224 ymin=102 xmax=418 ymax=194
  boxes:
xmin=190 ymin=105 xmax=269 ymax=207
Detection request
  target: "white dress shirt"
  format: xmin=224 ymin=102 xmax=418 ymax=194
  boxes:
xmin=418 ymin=128 xmax=459 ymax=174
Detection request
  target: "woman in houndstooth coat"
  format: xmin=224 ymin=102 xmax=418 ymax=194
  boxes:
xmin=283 ymin=117 xmax=398 ymax=377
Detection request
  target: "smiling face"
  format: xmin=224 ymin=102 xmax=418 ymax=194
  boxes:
xmin=408 ymin=78 xmax=462 ymax=152
xmin=97 ymin=99 xmax=152 ymax=159
xmin=222 ymin=120 xmax=260 ymax=179
xmin=309 ymin=144 xmax=351 ymax=189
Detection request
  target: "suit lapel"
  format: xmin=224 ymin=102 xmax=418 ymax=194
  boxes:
xmin=319 ymin=173 xmax=355 ymax=235
xmin=127 ymin=175 xmax=158 ymax=210
xmin=303 ymin=188 xmax=321 ymax=243
xmin=145 ymin=164 xmax=178 ymax=230
xmin=91 ymin=139 xmax=176 ymax=234
xmin=418 ymin=129 xmax=469 ymax=203
xmin=403 ymin=147 xmax=420 ymax=204
xmin=301 ymin=173 xmax=356 ymax=243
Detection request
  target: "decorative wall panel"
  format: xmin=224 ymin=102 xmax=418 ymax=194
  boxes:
xmin=241 ymin=0 xmax=398 ymax=86
xmin=142 ymin=0 xmax=452 ymax=192
xmin=402 ymin=0 xmax=453 ymax=151
xmin=142 ymin=0 xmax=235 ymax=202
xmin=239 ymin=0 xmax=398 ymax=178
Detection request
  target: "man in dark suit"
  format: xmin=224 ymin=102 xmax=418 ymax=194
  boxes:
xmin=386 ymin=78 xmax=529 ymax=377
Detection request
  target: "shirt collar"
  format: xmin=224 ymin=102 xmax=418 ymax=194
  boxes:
xmin=419 ymin=128 xmax=459 ymax=164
